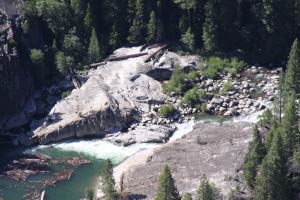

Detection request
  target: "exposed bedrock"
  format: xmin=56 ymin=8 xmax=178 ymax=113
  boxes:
xmin=116 ymin=122 xmax=257 ymax=199
xmin=30 ymin=47 xmax=198 ymax=145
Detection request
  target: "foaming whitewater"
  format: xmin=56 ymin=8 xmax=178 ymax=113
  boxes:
xmin=27 ymin=120 xmax=195 ymax=164
xmin=27 ymin=140 xmax=158 ymax=164
xmin=233 ymin=101 xmax=274 ymax=124
xmin=169 ymin=120 xmax=195 ymax=142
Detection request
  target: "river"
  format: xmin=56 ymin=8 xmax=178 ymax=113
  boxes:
xmin=0 ymin=121 xmax=195 ymax=200
xmin=0 ymin=102 xmax=272 ymax=200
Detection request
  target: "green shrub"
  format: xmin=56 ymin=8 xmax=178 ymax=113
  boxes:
xmin=61 ymin=91 xmax=71 ymax=99
xmin=186 ymin=70 xmax=198 ymax=80
xmin=198 ymin=89 xmax=207 ymax=99
xmin=182 ymin=86 xmax=200 ymax=106
xmin=8 ymin=39 xmax=17 ymax=47
xmin=159 ymin=104 xmax=176 ymax=118
xmin=162 ymin=66 xmax=186 ymax=94
xmin=204 ymin=57 xmax=246 ymax=79
xmin=222 ymin=81 xmax=233 ymax=94
xmin=197 ymin=103 xmax=207 ymax=112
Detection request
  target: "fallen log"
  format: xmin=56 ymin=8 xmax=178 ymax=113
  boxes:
xmin=144 ymin=44 xmax=169 ymax=63
xmin=89 ymin=52 xmax=148 ymax=68
xmin=40 ymin=190 xmax=45 ymax=200
xmin=107 ymin=52 xmax=148 ymax=62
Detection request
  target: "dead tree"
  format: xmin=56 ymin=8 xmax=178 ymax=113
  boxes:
xmin=144 ymin=44 xmax=169 ymax=63
xmin=89 ymin=52 xmax=148 ymax=68
xmin=69 ymin=66 xmax=82 ymax=89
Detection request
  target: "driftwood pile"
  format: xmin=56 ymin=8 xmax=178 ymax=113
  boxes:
xmin=1 ymin=153 xmax=91 ymax=200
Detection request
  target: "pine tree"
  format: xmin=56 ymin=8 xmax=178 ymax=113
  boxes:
xmin=273 ymin=73 xmax=284 ymax=124
xmin=181 ymin=27 xmax=195 ymax=50
xmin=147 ymin=11 xmax=157 ymax=42
xmin=291 ymin=147 xmax=300 ymax=190
xmin=254 ymin=131 xmax=290 ymax=200
xmin=264 ymin=125 xmax=276 ymax=152
xmin=258 ymin=109 xmax=274 ymax=129
xmin=281 ymin=91 xmax=299 ymax=156
xmin=196 ymin=175 xmax=216 ymax=200
xmin=155 ymin=0 xmax=165 ymax=42
xmin=84 ymin=3 xmax=93 ymax=36
xmin=127 ymin=0 xmax=136 ymax=27
xmin=173 ymin=0 xmax=196 ymax=26
xmin=294 ymin=0 xmax=300 ymax=38
xmin=191 ymin=0 xmax=206 ymax=49
xmin=102 ymin=160 xmax=119 ymax=200
xmin=127 ymin=0 xmax=146 ymax=44
xmin=110 ymin=23 xmax=121 ymax=50
xmin=284 ymin=39 xmax=300 ymax=95
xmin=182 ymin=193 xmax=192 ymax=200
xmin=202 ymin=0 xmax=218 ymax=52
xmin=243 ymin=126 xmax=266 ymax=188
xmin=154 ymin=165 xmax=181 ymax=200
xmin=88 ymin=28 xmax=101 ymax=63
xmin=70 ymin=0 xmax=84 ymax=18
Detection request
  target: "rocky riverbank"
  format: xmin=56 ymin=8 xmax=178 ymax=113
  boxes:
xmin=110 ymin=122 xmax=262 ymax=200
xmin=23 ymin=45 xmax=279 ymax=146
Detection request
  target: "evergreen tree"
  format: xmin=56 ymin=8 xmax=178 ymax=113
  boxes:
xmin=182 ymin=193 xmax=192 ymax=200
xmin=84 ymin=3 xmax=93 ymax=36
xmin=127 ymin=0 xmax=136 ymax=27
xmin=284 ymin=38 xmax=300 ymax=95
xmin=88 ymin=28 xmax=101 ymax=63
xmin=108 ymin=0 xmax=128 ymax=49
xmin=181 ymin=27 xmax=195 ymax=50
xmin=110 ymin=23 xmax=121 ymax=50
xmin=202 ymin=0 xmax=218 ymax=52
xmin=191 ymin=0 xmax=206 ymax=49
xmin=101 ymin=160 xmax=119 ymax=200
xmin=173 ymin=0 xmax=196 ymax=25
xmin=155 ymin=0 xmax=165 ymax=42
xmin=154 ymin=165 xmax=181 ymax=200
xmin=254 ymin=131 xmax=290 ymax=200
xmin=294 ymin=0 xmax=300 ymax=38
xmin=262 ymin=0 xmax=292 ymax=62
xmin=258 ymin=109 xmax=274 ymax=129
xmin=70 ymin=0 xmax=85 ymax=18
xmin=264 ymin=124 xmax=277 ymax=152
xmin=273 ymin=73 xmax=284 ymax=124
xmin=196 ymin=175 xmax=216 ymax=200
xmin=243 ymin=126 xmax=266 ymax=188
xmin=62 ymin=29 xmax=84 ymax=63
xmin=55 ymin=51 xmax=74 ymax=75
xmin=147 ymin=11 xmax=157 ymax=42
xmin=281 ymin=92 xmax=299 ymax=156
xmin=179 ymin=15 xmax=188 ymax=36
xmin=127 ymin=0 xmax=146 ymax=44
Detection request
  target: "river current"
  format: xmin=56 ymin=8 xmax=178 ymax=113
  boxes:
xmin=0 ymin=102 xmax=271 ymax=200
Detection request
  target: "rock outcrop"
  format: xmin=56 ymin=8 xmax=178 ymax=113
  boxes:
xmin=0 ymin=13 xmax=34 ymax=132
xmin=31 ymin=47 xmax=198 ymax=144
xmin=105 ymin=124 xmax=176 ymax=146
xmin=115 ymin=122 xmax=255 ymax=199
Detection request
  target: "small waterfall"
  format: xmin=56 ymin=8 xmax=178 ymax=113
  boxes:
xmin=233 ymin=101 xmax=274 ymax=124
